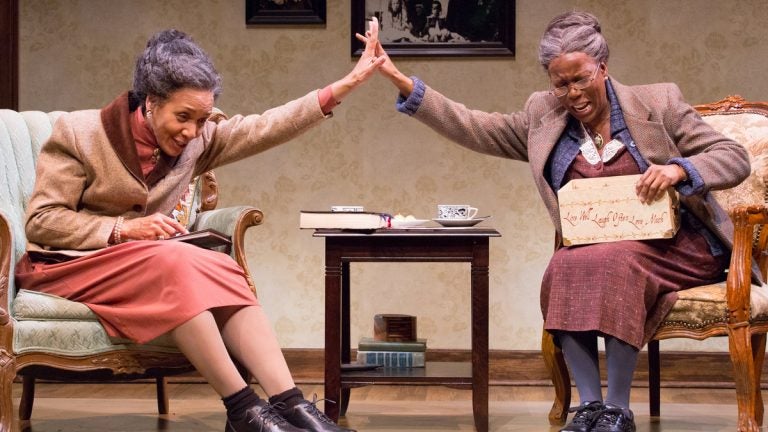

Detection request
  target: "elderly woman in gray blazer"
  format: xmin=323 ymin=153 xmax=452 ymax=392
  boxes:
xmin=17 ymin=24 xmax=386 ymax=432
xmin=363 ymin=10 xmax=750 ymax=432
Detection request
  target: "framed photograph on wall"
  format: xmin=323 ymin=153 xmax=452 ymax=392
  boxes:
xmin=351 ymin=0 xmax=515 ymax=57
xmin=246 ymin=0 xmax=326 ymax=25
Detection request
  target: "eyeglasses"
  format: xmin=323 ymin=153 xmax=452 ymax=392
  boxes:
xmin=549 ymin=66 xmax=600 ymax=98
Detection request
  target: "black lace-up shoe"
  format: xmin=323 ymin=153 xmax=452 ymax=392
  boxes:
xmin=225 ymin=399 xmax=308 ymax=432
xmin=559 ymin=401 xmax=604 ymax=432
xmin=592 ymin=405 xmax=636 ymax=432
xmin=277 ymin=395 xmax=356 ymax=432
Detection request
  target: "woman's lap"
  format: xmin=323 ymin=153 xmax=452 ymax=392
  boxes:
xmin=15 ymin=241 xmax=259 ymax=343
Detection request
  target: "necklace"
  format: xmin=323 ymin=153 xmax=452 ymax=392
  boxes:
xmin=581 ymin=122 xmax=605 ymax=150
xmin=592 ymin=132 xmax=604 ymax=150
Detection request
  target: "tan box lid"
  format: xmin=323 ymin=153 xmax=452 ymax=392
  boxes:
xmin=558 ymin=174 xmax=680 ymax=246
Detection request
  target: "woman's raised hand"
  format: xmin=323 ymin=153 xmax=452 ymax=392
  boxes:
xmin=330 ymin=16 xmax=386 ymax=102
xmin=355 ymin=21 xmax=414 ymax=97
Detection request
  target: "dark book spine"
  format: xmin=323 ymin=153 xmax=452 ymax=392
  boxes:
xmin=357 ymin=341 xmax=427 ymax=352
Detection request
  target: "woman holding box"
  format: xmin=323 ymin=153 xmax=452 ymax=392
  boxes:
xmin=360 ymin=10 xmax=750 ymax=432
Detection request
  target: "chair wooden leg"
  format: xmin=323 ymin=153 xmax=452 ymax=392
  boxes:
xmin=647 ymin=339 xmax=661 ymax=417
xmin=542 ymin=329 xmax=570 ymax=426
xmin=728 ymin=324 xmax=761 ymax=431
xmin=156 ymin=377 xmax=169 ymax=415
xmin=18 ymin=376 xmax=34 ymax=420
xmin=0 ymin=355 xmax=15 ymax=432
xmin=751 ymin=333 xmax=766 ymax=426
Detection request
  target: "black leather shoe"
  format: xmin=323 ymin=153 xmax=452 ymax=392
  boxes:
xmin=277 ymin=395 xmax=356 ymax=432
xmin=225 ymin=399 xmax=308 ymax=432
xmin=559 ymin=401 xmax=604 ymax=432
xmin=592 ymin=405 xmax=636 ymax=432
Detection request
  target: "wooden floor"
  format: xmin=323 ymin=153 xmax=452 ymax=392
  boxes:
xmin=11 ymin=382 xmax=751 ymax=431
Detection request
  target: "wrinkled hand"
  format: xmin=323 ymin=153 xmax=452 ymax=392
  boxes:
xmin=635 ymin=164 xmax=687 ymax=204
xmin=121 ymin=213 xmax=188 ymax=241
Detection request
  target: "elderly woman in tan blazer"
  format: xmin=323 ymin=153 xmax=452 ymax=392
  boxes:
xmin=363 ymin=10 xmax=750 ymax=432
xmin=17 ymin=24 xmax=386 ymax=432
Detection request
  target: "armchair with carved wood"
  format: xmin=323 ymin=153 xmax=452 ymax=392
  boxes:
xmin=543 ymin=96 xmax=768 ymax=432
xmin=0 ymin=109 xmax=263 ymax=431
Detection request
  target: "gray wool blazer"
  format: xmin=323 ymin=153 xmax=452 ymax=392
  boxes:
xmin=409 ymin=78 xmax=750 ymax=253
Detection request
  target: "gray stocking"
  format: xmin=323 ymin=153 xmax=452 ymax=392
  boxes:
xmin=558 ymin=331 xmax=602 ymax=405
xmin=605 ymin=335 xmax=639 ymax=409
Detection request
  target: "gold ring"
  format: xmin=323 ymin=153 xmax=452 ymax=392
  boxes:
xmin=157 ymin=235 xmax=165 ymax=240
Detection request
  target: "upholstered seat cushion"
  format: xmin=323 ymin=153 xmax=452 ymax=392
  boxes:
xmin=660 ymin=282 xmax=768 ymax=329
xmin=13 ymin=289 xmax=99 ymax=321
xmin=12 ymin=289 xmax=177 ymax=354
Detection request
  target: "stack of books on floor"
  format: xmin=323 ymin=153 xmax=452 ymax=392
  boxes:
xmin=355 ymin=336 xmax=427 ymax=368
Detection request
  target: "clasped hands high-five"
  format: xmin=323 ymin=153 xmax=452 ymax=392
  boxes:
xmin=356 ymin=17 xmax=415 ymax=98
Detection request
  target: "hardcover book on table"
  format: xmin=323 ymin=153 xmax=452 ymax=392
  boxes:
xmin=358 ymin=337 xmax=427 ymax=352
xmin=299 ymin=211 xmax=390 ymax=230
xmin=355 ymin=350 xmax=425 ymax=368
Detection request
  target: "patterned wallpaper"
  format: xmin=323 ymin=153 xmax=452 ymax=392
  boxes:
xmin=18 ymin=0 xmax=768 ymax=351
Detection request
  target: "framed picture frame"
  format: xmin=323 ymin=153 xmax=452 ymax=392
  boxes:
xmin=246 ymin=0 xmax=326 ymax=25
xmin=351 ymin=0 xmax=514 ymax=57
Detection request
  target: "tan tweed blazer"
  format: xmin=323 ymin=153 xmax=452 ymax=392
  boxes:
xmin=412 ymin=78 xmax=750 ymax=252
xmin=25 ymin=90 xmax=327 ymax=256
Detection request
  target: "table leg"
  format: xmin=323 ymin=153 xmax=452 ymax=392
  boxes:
xmin=340 ymin=261 xmax=351 ymax=416
xmin=471 ymin=239 xmax=490 ymax=432
xmin=324 ymin=243 xmax=342 ymax=422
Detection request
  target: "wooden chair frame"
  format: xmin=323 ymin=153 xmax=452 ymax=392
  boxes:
xmin=543 ymin=96 xmax=768 ymax=432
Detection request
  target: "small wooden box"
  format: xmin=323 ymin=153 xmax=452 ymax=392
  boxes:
xmin=373 ymin=314 xmax=417 ymax=342
xmin=558 ymin=174 xmax=680 ymax=246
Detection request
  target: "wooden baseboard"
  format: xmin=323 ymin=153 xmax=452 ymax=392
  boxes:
xmin=162 ymin=348 xmax=761 ymax=389
xmin=26 ymin=349 xmax=762 ymax=394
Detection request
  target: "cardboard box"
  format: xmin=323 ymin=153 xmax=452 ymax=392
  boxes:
xmin=558 ymin=174 xmax=680 ymax=246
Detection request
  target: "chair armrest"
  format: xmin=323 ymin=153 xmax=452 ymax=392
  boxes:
xmin=727 ymin=205 xmax=768 ymax=324
xmin=189 ymin=206 xmax=264 ymax=296
xmin=0 ymin=211 xmax=13 ymax=330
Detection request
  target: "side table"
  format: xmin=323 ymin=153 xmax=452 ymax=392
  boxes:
xmin=314 ymin=227 xmax=501 ymax=432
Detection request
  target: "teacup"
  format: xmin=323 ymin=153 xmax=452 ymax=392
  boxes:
xmin=437 ymin=204 xmax=478 ymax=220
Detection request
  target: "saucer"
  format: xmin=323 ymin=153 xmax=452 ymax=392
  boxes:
xmin=390 ymin=218 xmax=431 ymax=228
xmin=432 ymin=217 xmax=485 ymax=227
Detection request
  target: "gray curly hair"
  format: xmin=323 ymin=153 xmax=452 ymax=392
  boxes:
xmin=538 ymin=11 xmax=609 ymax=70
xmin=132 ymin=29 xmax=222 ymax=107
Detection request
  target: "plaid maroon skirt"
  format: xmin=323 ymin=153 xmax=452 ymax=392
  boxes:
xmin=540 ymin=222 xmax=727 ymax=349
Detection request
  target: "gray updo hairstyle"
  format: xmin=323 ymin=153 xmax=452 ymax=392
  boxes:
xmin=538 ymin=11 xmax=609 ymax=70
xmin=132 ymin=29 xmax=222 ymax=108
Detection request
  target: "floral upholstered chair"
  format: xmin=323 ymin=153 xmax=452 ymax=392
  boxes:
xmin=0 ymin=108 xmax=263 ymax=430
xmin=543 ymin=96 xmax=768 ymax=432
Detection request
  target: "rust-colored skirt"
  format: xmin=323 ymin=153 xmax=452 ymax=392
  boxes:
xmin=541 ymin=148 xmax=728 ymax=349
xmin=15 ymin=240 xmax=259 ymax=344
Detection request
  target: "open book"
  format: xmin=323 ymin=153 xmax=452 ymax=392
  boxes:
xmin=167 ymin=228 xmax=231 ymax=250
xmin=299 ymin=211 xmax=391 ymax=230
